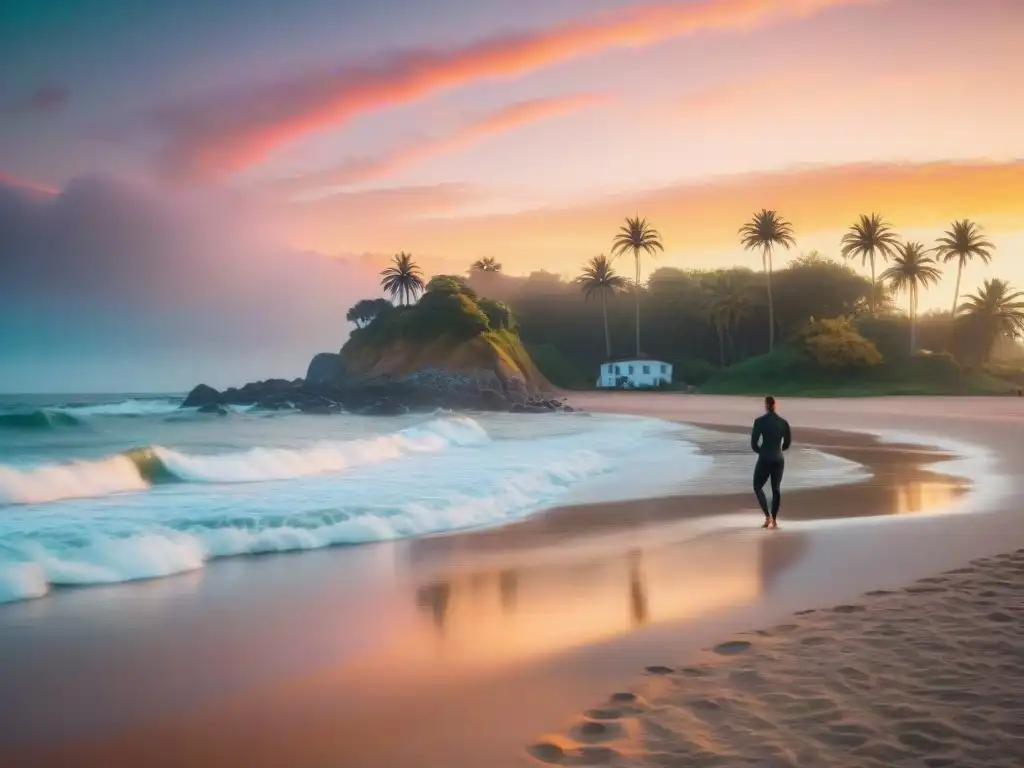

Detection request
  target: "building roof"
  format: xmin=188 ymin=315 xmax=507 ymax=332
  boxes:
xmin=602 ymin=357 xmax=670 ymax=365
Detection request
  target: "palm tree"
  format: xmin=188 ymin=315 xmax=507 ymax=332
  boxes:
xmin=934 ymin=219 xmax=994 ymax=322
xmin=739 ymin=209 xmax=795 ymax=352
xmin=471 ymin=257 xmax=502 ymax=273
xmin=702 ymin=275 xmax=750 ymax=366
xmin=576 ymin=254 xmax=627 ymax=360
xmin=840 ymin=213 xmax=900 ymax=317
xmin=379 ymin=252 xmax=424 ymax=306
xmin=611 ymin=216 xmax=664 ymax=357
xmin=879 ymin=242 xmax=942 ymax=354
xmin=958 ymin=278 xmax=1024 ymax=362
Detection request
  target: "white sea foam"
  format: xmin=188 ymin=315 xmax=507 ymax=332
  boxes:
xmin=55 ymin=398 xmax=183 ymax=417
xmin=151 ymin=415 xmax=488 ymax=483
xmin=0 ymin=416 xmax=489 ymax=505
xmin=0 ymin=454 xmax=150 ymax=505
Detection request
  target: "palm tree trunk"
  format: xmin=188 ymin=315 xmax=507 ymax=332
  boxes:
xmin=913 ymin=284 xmax=921 ymax=356
xmin=634 ymin=251 xmax=641 ymax=357
xmin=870 ymin=252 xmax=876 ymax=317
xmin=945 ymin=261 xmax=964 ymax=351
xmin=765 ymin=246 xmax=775 ymax=353
xmin=602 ymin=291 xmax=612 ymax=360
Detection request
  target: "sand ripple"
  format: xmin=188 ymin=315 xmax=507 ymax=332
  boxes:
xmin=527 ymin=550 xmax=1024 ymax=767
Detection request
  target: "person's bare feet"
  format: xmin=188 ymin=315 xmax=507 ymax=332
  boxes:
xmin=762 ymin=518 xmax=771 ymax=529
xmin=769 ymin=519 xmax=778 ymax=530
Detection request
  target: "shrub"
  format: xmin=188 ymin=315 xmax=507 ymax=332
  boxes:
xmin=477 ymin=298 xmax=517 ymax=332
xmin=670 ymin=357 xmax=718 ymax=386
xmin=525 ymin=343 xmax=591 ymax=389
xmin=906 ymin=350 xmax=961 ymax=381
xmin=797 ymin=317 xmax=883 ymax=370
xmin=425 ymin=274 xmax=478 ymax=300
xmin=411 ymin=290 xmax=490 ymax=341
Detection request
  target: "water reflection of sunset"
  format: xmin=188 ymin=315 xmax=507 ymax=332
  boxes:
xmin=406 ymin=532 xmax=805 ymax=671
xmin=893 ymin=480 xmax=960 ymax=515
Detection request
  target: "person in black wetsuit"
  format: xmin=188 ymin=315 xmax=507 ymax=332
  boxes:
xmin=751 ymin=395 xmax=791 ymax=529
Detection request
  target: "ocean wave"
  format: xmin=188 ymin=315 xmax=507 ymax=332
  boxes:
xmin=0 ymin=409 xmax=84 ymax=431
xmin=56 ymin=398 xmax=184 ymax=417
xmin=0 ymin=416 xmax=489 ymax=505
xmin=0 ymin=448 xmax=608 ymax=603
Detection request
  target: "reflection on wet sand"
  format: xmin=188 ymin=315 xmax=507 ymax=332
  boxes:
xmin=409 ymin=531 xmax=808 ymax=669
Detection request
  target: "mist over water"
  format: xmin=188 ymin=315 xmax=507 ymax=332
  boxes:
xmin=0 ymin=395 xmax=864 ymax=604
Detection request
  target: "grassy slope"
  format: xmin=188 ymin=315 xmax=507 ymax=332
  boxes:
xmin=701 ymin=348 xmax=1014 ymax=397
xmin=341 ymin=325 xmax=554 ymax=391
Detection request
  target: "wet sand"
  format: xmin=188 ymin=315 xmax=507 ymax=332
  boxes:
xmin=530 ymin=550 xmax=1024 ymax=767
xmin=2 ymin=395 xmax=1022 ymax=767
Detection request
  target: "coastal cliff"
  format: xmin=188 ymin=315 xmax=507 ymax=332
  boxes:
xmin=183 ymin=276 xmax=569 ymax=415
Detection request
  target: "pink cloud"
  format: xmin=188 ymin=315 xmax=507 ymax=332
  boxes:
xmin=153 ymin=0 xmax=880 ymax=182
xmin=275 ymin=93 xmax=606 ymax=192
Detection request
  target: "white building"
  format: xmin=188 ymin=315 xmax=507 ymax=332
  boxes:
xmin=596 ymin=358 xmax=673 ymax=389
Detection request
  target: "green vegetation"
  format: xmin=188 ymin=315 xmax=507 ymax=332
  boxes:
xmin=344 ymin=216 xmax=1024 ymax=398
xmin=739 ymin=209 xmax=796 ymax=352
xmin=840 ymin=213 xmax=900 ymax=317
xmin=380 ymin=252 xmax=425 ymax=306
xmin=611 ymin=216 xmax=663 ymax=357
xmin=575 ymin=254 xmax=627 ymax=360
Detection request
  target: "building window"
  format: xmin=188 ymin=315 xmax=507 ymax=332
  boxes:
xmin=661 ymin=364 xmax=667 ymax=374
xmin=628 ymin=365 xmax=634 ymax=374
xmin=614 ymin=365 xmax=620 ymax=375
xmin=642 ymin=365 xmax=650 ymax=374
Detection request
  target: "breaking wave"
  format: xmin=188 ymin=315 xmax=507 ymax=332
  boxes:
xmin=0 ymin=416 xmax=489 ymax=505
xmin=0 ymin=410 xmax=84 ymax=431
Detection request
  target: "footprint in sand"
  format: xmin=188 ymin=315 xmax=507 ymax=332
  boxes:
xmin=527 ymin=742 xmax=565 ymax=763
xmin=570 ymin=720 xmax=624 ymax=744
xmin=644 ymin=665 xmax=674 ymax=675
xmin=832 ymin=604 xmax=866 ymax=614
xmin=713 ymin=640 xmax=752 ymax=656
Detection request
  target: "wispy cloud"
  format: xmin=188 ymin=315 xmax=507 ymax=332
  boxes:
xmin=284 ymin=159 xmax=1024 ymax=267
xmin=275 ymin=93 xmax=606 ymax=193
xmin=7 ymin=85 xmax=70 ymax=116
xmin=152 ymin=0 xmax=879 ymax=182
xmin=0 ymin=171 xmax=58 ymax=196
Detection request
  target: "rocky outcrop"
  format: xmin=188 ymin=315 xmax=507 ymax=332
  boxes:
xmin=182 ymin=383 xmax=220 ymax=408
xmin=306 ymin=352 xmax=342 ymax=386
xmin=180 ymin=367 xmax=573 ymax=416
xmin=181 ymin=317 xmax=577 ymax=415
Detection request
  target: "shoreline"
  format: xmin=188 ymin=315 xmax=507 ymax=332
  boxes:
xmin=2 ymin=395 xmax=1022 ymax=767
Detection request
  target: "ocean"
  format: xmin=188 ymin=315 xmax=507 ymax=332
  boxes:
xmin=0 ymin=394 xmax=865 ymax=604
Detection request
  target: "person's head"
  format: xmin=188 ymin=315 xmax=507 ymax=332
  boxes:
xmin=765 ymin=395 xmax=777 ymax=413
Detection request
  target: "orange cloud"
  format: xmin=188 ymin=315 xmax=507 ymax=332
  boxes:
xmin=287 ymin=159 xmax=1024 ymax=271
xmin=155 ymin=0 xmax=880 ymax=181
xmin=275 ymin=93 xmax=605 ymax=193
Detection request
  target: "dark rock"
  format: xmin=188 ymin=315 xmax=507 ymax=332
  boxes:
xmin=358 ymin=399 xmax=409 ymax=416
xmin=197 ymin=403 xmax=228 ymax=416
xmin=182 ymin=384 xmax=221 ymax=408
xmin=306 ymin=352 xmax=343 ymax=386
xmin=562 ymin=405 xmax=575 ymax=413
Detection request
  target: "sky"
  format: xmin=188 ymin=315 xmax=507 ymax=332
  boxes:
xmin=1 ymin=0 xmax=1022 ymax=391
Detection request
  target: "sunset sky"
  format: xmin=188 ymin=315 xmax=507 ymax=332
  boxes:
xmin=1 ymin=0 xmax=1022 ymax=390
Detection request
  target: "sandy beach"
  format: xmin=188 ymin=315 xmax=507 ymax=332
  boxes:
xmin=1 ymin=395 xmax=1022 ymax=768
xmin=528 ymin=549 xmax=1024 ymax=767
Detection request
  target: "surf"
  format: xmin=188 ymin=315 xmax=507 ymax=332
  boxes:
xmin=0 ymin=415 xmax=490 ymax=505
xmin=0 ymin=409 xmax=84 ymax=431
